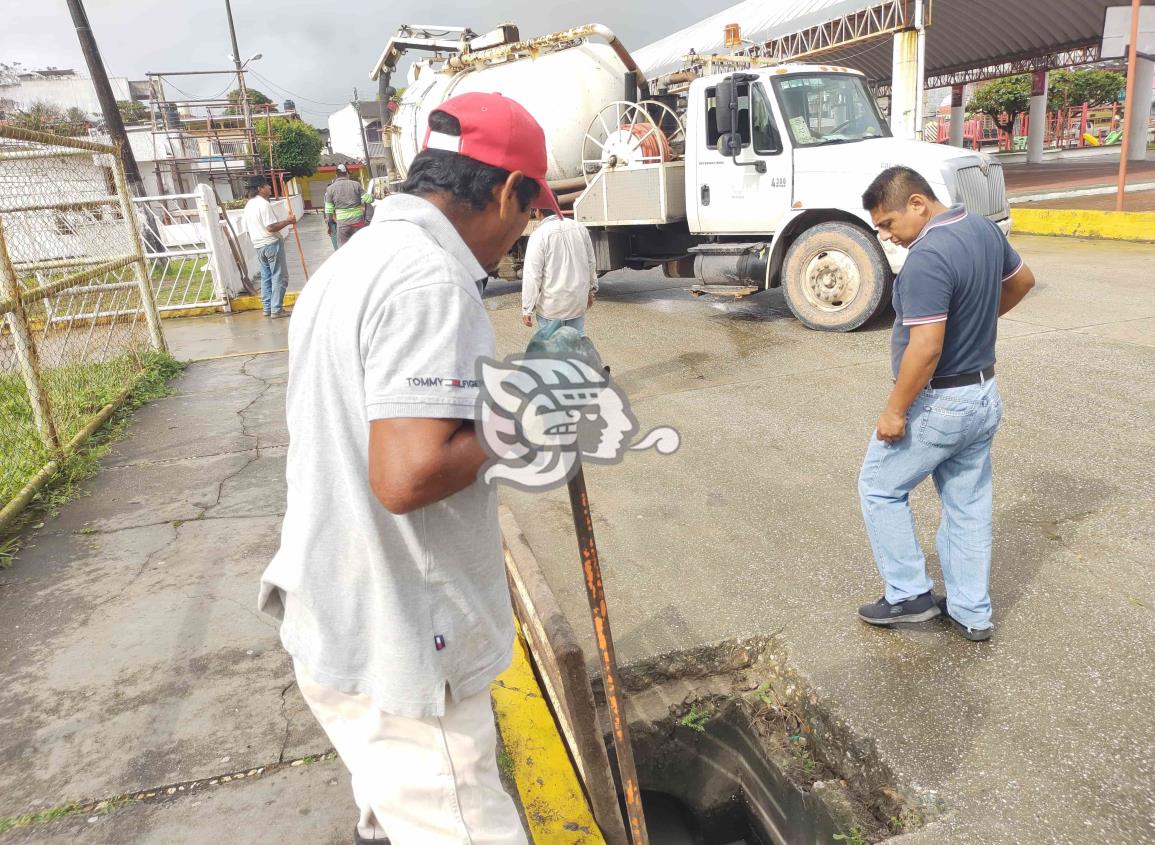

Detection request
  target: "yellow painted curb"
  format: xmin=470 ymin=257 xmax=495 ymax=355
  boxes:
xmin=492 ymin=623 xmax=605 ymax=844
xmin=1012 ymin=208 xmax=1155 ymax=242
xmin=228 ymin=292 xmax=300 ymax=313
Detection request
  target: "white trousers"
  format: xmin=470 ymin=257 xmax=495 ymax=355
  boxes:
xmin=294 ymin=662 xmax=528 ymax=845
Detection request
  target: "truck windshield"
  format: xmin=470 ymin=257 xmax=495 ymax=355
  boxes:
xmin=772 ymin=74 xmax=889 ymax=147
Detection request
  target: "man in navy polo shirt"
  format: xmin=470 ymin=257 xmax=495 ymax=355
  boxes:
xmin=856 ymin=166 xmax=1035 ymax=641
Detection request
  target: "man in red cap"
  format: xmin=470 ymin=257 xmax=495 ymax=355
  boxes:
xmin=259 ymin=92 xmax=558 ymax=843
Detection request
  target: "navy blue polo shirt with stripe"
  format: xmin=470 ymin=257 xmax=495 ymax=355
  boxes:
xmin=890 ymin=205 xmax=1023 ymax=378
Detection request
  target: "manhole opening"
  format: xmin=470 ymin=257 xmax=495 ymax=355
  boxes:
xmin=597 ymin=639 xmax=922 ymax=844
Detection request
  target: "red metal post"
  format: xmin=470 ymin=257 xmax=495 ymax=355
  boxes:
xmin=1116 ymin=0 xmax=1142 ymax=211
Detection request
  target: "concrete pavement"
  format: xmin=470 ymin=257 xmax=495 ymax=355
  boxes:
xmin=0 ymin=234 xmax=1151 ymax=843
xmin=495 ymin=235 xmax=1155 ymax=843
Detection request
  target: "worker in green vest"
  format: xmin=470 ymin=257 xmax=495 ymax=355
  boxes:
xmin=324 ymin=164 xmax=372 ymax=247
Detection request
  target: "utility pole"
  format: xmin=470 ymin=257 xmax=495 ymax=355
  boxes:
xmin=65 ymin=0 xmax=146 ymax=195
xmin=224 ymin=0 xmax=261 ymax=175
xmin=354 ymin=88 xmax=374 ymax=175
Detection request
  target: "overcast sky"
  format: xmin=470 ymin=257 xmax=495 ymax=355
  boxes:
xmin=2 ymin=0 xmax=738 ymax=125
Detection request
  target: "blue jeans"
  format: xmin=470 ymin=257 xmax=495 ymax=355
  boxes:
xmin=858 ymin=378 xmax=1003 ymax=630
xmin=531 ymin=315 xmax=586 ymax=344
xmin=257 ymin=240 xmax=288 ymax=313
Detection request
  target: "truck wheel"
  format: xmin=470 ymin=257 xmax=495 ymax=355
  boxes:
xmin=781 ymin=222 xmax=892 ymax=332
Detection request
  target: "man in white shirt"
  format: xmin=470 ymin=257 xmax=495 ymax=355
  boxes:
xmin=520 ymin=209 xmax=598 ymax=341
xmin=242 ymin=177 xmax=296 ymax=317
xmin=259 ymin=92 xmax=561 ymax=844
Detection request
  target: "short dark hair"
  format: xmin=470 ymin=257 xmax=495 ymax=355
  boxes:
xmin=248 ymin=176 xmax=270 ymax=197
xmin=862 ymin=166 xmax=936 ymax=212
xmin=401 ymin=111 xmax=540 ymax=212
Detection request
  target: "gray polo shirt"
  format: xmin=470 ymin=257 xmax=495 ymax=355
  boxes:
xmin=890 ymin=204 xmax=1022 ymax=378
xmin=258 ymin=193 xmax=511 ymax=718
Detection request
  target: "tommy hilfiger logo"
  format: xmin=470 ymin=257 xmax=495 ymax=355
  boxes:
xmin=406 ymin=377 xmax=480 ymax=389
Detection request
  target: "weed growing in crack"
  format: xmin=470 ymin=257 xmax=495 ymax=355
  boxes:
xmin=497 ymin=749 xmax=515 ymax=779
xmin=833 ymin=827 xmax=867 ymax=845
xmin=888 ymin=809 xmax=923 ymax=833
xmin=0 ymin=536 xmax=21 ymax=569
xmin=679 ymin=702 xmax=712 ymax=733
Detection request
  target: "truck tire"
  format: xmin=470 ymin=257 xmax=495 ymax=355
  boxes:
xmin=781 ymin=222 xmax=892 ymax=332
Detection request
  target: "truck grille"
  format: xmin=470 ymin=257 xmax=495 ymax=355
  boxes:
xmin=954 ymin=163 xmax=1007 ymax=219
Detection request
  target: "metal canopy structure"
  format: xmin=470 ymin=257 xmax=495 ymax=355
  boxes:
xmin=636 ymin=0 xmax=1132 ymax=88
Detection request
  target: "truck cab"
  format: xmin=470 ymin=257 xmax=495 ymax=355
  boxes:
xmin=577 ymin=64 xmax=1011 ymax=331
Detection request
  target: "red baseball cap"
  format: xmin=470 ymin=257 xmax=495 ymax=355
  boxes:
xmin=423 ymin=91 xmax=562 ymax=216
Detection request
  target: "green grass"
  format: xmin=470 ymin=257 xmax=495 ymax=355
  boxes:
xmin=833 ymin=828 xmax=867 ymax=845
xmin=0 ymin=351 xmax=186 ymax=556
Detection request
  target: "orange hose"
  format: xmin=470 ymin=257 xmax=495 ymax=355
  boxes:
xmin=625 ymin=123 xmax=670 ymax=162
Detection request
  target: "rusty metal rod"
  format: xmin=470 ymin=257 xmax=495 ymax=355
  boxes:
xmin=277 ymin=172 xmax=310 ymax=282
xmin=566 ymin=464 xmax=649 ymax=845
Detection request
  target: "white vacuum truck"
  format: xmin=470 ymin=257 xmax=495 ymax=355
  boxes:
xmin=370 ymin=24 xmax=1011 ymax=331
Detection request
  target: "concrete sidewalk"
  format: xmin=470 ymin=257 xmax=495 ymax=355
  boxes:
xmin=0 ymin=353 xmax=356 ymax=842
xmin=0 ymin=235 xmax=1150 ymax=843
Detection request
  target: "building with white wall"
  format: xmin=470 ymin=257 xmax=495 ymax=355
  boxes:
xmin=0 ymin=70 xmax=148 ymax=118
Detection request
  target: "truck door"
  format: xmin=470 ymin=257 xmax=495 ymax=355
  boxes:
xmin=691 ymin=80 xmax=791 ymax=235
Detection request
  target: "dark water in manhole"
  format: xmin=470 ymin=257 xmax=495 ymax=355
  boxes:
xmin=641 ymin=791 xmax=769 ymax=845
xmin=616 ymin=700 xmax=854 ymax=845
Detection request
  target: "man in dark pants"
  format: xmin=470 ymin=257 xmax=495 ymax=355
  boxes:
xmin=856 ymin=166 xmax=1035 ymax=641
xmin=324 ymin=163 xmax=371 ymax=247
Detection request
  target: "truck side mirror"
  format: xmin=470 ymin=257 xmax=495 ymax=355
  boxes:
xmin=716 ymin=133 xmax=740 ymax=158
xmin=715 ymin=79 xmax=735 ymax=135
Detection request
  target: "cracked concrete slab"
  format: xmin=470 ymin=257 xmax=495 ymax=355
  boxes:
xmin=0 ymin=758 xmax=356 ymax=845
xmin=0 ymin=354 xmax=318 ymax=818
xmin=0 ymin=516 xmax=323 ymax=814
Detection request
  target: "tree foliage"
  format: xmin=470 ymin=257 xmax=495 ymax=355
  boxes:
xmin=969 ymin=69 xmax=1127 ymax=136
xmin=968 ymin=75 xmax=1031 ymax=135
xmin=254 ymin=116 xmax=324 ymax=178
xmin=226 ymin=87 xmax=273 ymax=115
xmin=117 ymin=99 xmax=148 ymax=125
xmin=1047 ymin=69 xmax=1125 ymax=112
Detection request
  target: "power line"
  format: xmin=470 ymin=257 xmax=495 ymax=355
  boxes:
xmin=247 ymin=70 xmax=347 ymax=107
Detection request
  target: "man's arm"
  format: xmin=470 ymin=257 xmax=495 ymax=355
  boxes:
xmin=265 ymin=216 xmax=296 ymax=234
xmin=368 ymin=418 xmax=487 ymax=514
xmin=521 ymin=232 xmax=546 ymax=327
xmin=999 ymin=263 xmax=1035 ymax=316
xmin=876 ymin=322 xmax=946 ymax=442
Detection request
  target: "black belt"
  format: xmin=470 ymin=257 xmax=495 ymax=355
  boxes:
xmin=929 ymin=365 xmax=995 ymax=390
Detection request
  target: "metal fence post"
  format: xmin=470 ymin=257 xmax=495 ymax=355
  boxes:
xmin=194 ymin=184 xmax=233 ymax=311
xmin=111 ymin=148 xmax=167 ymax=353
xmin=0 ymin=218 xmax=61 ymax=453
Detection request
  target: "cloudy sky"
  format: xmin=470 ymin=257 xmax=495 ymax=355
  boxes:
xmin=2 ymin=0 xmax=738 ymax=125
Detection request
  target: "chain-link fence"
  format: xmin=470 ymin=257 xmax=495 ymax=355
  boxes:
xmin=0 ymin=125 xmax=166 ymax=528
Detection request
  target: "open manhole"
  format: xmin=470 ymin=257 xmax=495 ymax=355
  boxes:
xmin=598 ymin=638 xmax=926 ymax=844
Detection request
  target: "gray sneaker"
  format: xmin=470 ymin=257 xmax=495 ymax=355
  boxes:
xmin=270 ymin=308 xmax=290 ymax=319
xmin=937 ymin=598 xmax=992 ymax=641
xmin=857 ymin=591 xmax=941 ymax=626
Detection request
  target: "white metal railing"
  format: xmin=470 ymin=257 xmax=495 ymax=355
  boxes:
xmin=132 ymin=191 xmax=228 ymax=311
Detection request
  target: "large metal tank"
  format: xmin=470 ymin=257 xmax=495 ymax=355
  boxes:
xmin=390 ymin=40 xmax=629 ymax=182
